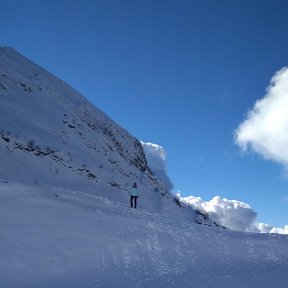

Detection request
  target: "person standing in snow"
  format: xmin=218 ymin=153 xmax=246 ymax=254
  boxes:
xmin=130 ymin=183 xmax=139 ymax=209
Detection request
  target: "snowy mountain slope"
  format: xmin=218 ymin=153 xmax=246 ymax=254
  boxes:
xmin=0 ymin=46 xmax=218 ymax=223
xmin=1 ymin=183 xmax=287 ymax=288
xmin=0 ymin=46 xmax=172 ymax=212
xmin=1 ymin=47 xmax=288 ymax=287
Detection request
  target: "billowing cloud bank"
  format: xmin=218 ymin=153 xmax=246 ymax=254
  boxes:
xmin=141 ymin=142 xmax=174 ymax=191
xmin=142 ymin=141 xmax=287 ymax=234
xmin=180 ymin=195 xmax=257 ymax=232
xmin=235 ymin=67 xmax=288 ymax=169
xmin=179 ymin=194 xmax=288 ymax=234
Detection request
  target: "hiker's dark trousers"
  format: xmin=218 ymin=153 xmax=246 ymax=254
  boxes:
xmin=130 ymin=196 xmax=137 ymax=208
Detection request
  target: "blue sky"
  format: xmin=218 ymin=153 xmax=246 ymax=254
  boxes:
xmin=1 ymin=0 xmax=288 ymax=227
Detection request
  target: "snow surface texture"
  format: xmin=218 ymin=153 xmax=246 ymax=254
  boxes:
xmin=1 ymin=183 xmax=287 ymax=288
xmin=1 ymin=47 xmax=288 ymax=287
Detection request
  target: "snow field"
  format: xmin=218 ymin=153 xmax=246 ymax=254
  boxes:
xmin=1 ymin=183 xmax=287 ymax=288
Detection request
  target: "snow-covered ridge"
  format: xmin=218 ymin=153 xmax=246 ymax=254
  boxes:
xmin=0 ymin=47 xmax=152 ymax=187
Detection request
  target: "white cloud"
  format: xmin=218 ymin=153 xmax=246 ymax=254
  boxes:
xmin=256 ymin=222 xmax=274 ymax=234
xmin=141 ymin=142 xmax=174 ymax=190
xmin=235 ymin=67 xmax=288 ymax=168
xmin=141 ymin=142 xmax=287 ymax=234
xmin=180 ymin=195 xmax=258 ymax=232
xmin=269 ymin=225 xmax=288 ymax=234
xmin=179 ymin=194 xmax=288 ymax=234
